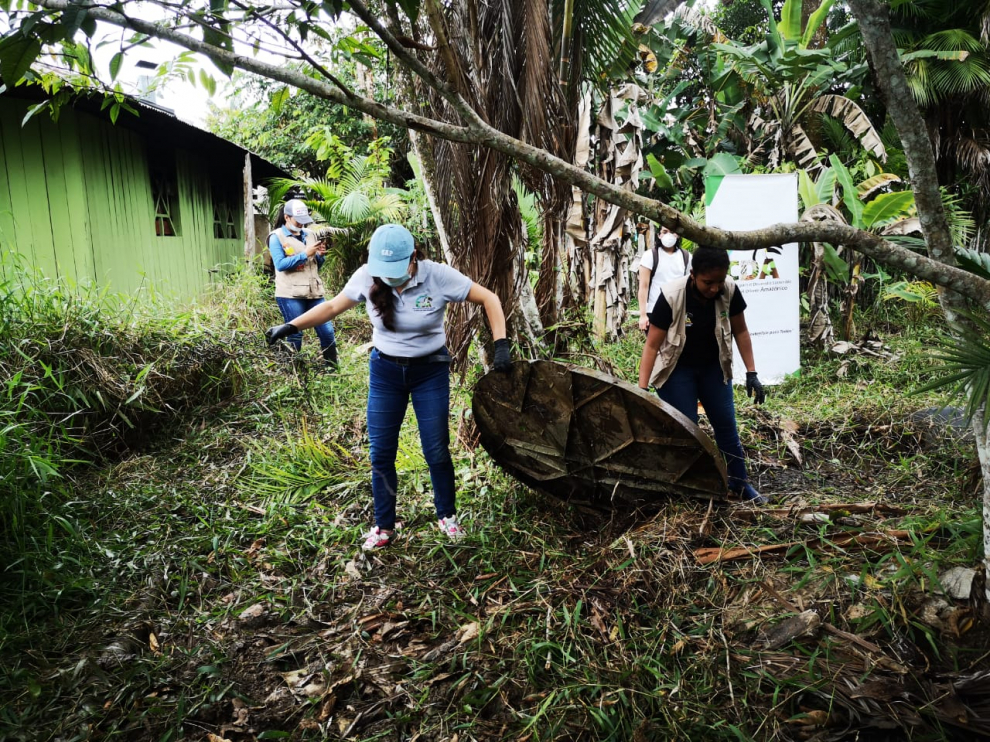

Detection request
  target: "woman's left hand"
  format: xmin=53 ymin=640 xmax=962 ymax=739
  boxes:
xmin=493 ymin=339 xmax=512 ymax=373
xmin=745 ymin=371 xmax=765 ymax=405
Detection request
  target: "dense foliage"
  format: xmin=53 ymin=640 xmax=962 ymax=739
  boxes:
xmin=207 ymin=67 xmax=410 ymax=180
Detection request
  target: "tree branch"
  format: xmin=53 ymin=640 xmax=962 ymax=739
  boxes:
xmin=32 ymin=0 xmax=472 ymax=141
xmin=226 ymin=0 xmax=356 ymax=101
xmin=346 ymin=0 xmax=484 ymax=129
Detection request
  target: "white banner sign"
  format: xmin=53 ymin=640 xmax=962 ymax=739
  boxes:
xmin=705 ymin=174 xmax=800 ymax=385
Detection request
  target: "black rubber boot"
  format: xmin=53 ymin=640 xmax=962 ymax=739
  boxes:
xmin=321 ymin=343 xmax=339 ymax=372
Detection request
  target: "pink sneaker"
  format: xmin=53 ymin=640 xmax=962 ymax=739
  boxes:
xmin=438 ymin=515 xmax=466 ymax=541
xmin=361 ymin=523 xmax=401 ymax=551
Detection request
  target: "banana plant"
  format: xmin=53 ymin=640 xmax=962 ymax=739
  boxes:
xmin=799 ymin=155 xmax=920 ymax=342
xmin=714 ymin=0 xmax=883 ymax=173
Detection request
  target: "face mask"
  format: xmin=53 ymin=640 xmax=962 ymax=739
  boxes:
xmin=381 ymin=273 xmax=410 ymax=288
xmin=660 ymin=233 xmax=678 ymax=249
xmin=286 ymin=222 xmax=302 ymax=234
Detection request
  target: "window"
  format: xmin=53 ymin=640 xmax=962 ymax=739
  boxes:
xmin=212 ymin=187 xmax=240 ymax=240
xmin=148 ymin=150 xmax=180 ymax=237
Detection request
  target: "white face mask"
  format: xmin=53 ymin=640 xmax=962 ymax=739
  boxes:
xmin=286 ymin=222 xmax=302 ymax=234
xmin=381 ymin=273 xmax=410 ymax=288
xmin=660 ymin=233 xmax=678 ymax=249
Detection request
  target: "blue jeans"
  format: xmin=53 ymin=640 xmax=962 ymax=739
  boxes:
xmin=275 ymin=296 xmax=336 ymax=351
xmin=657 ymin=362 xmax=749 ymax=491
xmin=367 ymin=349 xmax=455 ymax=529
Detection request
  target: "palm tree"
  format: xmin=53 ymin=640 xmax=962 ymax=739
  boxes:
xmin=888 ymin=0 xmax=990 ymax=227
xmin=380 ymin=0 xmax=639 ymax=358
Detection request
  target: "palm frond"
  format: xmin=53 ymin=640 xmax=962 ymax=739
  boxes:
xmin=942 ymin=187 xmax=976 ymax=246
xmin=368 ymin=194 xmax=408 ymax=223
xmin=914 ymin=309 xmax=990 ymax=429
xmin=922 ymin=29 xmax=986 ymax=53
xmin=334 ymin=190 xmax=373 ymax=224
xmin=561 ymin=0 xmax=643 ymax=84
xmin=819 ymin=114 xmax=858 ymax=156
xmin=929 ymin=55 xmax=990 ymax=97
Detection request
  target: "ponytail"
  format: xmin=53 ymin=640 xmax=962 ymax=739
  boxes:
xmin=369 ymin=277 xmax=397 ymax=331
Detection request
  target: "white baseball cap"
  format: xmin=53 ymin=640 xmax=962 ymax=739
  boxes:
xmin=284 ymin=199 xmax=314 ymax=225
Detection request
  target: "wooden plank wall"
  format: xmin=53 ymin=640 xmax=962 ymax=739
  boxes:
xmin=0 ymin=98 xmax=245 ymax=301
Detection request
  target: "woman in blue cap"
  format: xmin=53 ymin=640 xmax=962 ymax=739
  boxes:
xmin=266 ymin=224 xmax=512 ymax=549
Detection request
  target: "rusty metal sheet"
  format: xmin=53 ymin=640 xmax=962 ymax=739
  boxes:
xmin=472 ymin=360 xmax=727 ymax=507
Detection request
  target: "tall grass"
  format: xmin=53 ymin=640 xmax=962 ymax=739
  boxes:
xmin=0 ymin=263 xmax=277 ymax=629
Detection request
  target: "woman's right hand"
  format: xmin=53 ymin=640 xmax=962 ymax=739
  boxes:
xmin=638 ymin=315 xmax=650 ymax=332
xmin=265 ymin=323 xmax=297 ymax=345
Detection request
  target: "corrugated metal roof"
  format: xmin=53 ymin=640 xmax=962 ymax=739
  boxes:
xmin=1 ymin=84 xmax=291 ymax=182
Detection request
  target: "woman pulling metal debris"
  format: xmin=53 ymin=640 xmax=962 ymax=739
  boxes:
xmin=265 ymin=224 xmax=512 ymax=549
xmin=638 ymin=245 xmax=768 ymax=505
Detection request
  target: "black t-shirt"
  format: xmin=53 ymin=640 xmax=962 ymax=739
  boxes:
xmin=648 ymin=282 xmax=747 ymax=366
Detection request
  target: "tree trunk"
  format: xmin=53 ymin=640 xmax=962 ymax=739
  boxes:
xmin=973 ymin=407 xmax=990 ymax=601
xmin=850 ymin=0 xmax=989 ymax=596
xmin=355 ymin=61 xmax=380 ymax=139
xmin=801 ymin=0 xmax=828 ymax=49
xmin=588 ymin=84 xmax=646 ymax=340
xmin=840 ymin=253 xmax=862 ymax=340
xmin=565 ymin=93 xmax=593 ymax=309
xmin=242 ymin=152 xmax=255 ymax=267
xmin=407 ymin=131 xmax=454 ymax=263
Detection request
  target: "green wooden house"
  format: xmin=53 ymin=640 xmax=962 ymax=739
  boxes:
xmin=0 ymin=88 xmax=287 ymax=301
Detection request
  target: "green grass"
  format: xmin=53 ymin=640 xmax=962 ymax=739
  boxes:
xmin=0 ymin=277 xmax=985 ymax=741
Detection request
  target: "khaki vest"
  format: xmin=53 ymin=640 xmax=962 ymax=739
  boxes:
xmin=271 ymin=230 xmax=325 ymax=299
xmin=649 ymin=276 xmax=737 ymax=388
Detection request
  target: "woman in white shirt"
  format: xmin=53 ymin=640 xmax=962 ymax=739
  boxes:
xmin=265 ymin=224 xmax=511 ymax=550
xmin=637 ymin=227 xmax=691 ymax=332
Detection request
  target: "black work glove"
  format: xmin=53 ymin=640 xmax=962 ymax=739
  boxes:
xmin=265 ymin=323 xmax=297 ymax=345
xmin=492 ymin=338 xmax=512 ymax=373
xmin=745 ymin=371 xmax=766 ymax=405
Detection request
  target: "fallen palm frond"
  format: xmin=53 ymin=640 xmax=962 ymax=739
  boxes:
xmin=739 ymin=649 xmax=990 ymax=739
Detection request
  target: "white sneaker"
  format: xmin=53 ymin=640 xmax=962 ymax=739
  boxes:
xmin=361 ymin=522 xmax=402 ymax=551
xmin=438 ymin=515 xmax=466 ymax=541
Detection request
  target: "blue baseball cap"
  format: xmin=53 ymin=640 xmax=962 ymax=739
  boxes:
xmin=367 ymin=224 xmax=415 ymax=278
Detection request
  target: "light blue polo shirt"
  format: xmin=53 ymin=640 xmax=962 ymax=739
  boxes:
xmin=342 ymin=260 xmax=474 ymax=356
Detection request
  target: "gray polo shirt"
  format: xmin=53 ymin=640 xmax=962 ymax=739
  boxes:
xmin=343 ymin=260 xmax=474 ymax=356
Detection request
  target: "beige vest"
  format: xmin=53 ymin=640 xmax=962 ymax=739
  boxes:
xmin=271 ymin=230 xmax=325 ymax=299
xmin=649 ymin=276 xmax=737 ymax=388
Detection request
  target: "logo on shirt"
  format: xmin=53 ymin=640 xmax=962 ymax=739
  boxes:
xmin=685 ymin=312 xmax=694 ymax=328
xmin=415 ymin=294 xmax=434 ymax=309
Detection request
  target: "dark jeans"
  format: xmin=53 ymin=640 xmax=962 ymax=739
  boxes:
xmin=275 ymin=296 xmax=336 ymax=351
xmin=367 ymin=349 xmax=455 ymax=529
xmin=657 ymin=362 xmax=749 ymax=490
